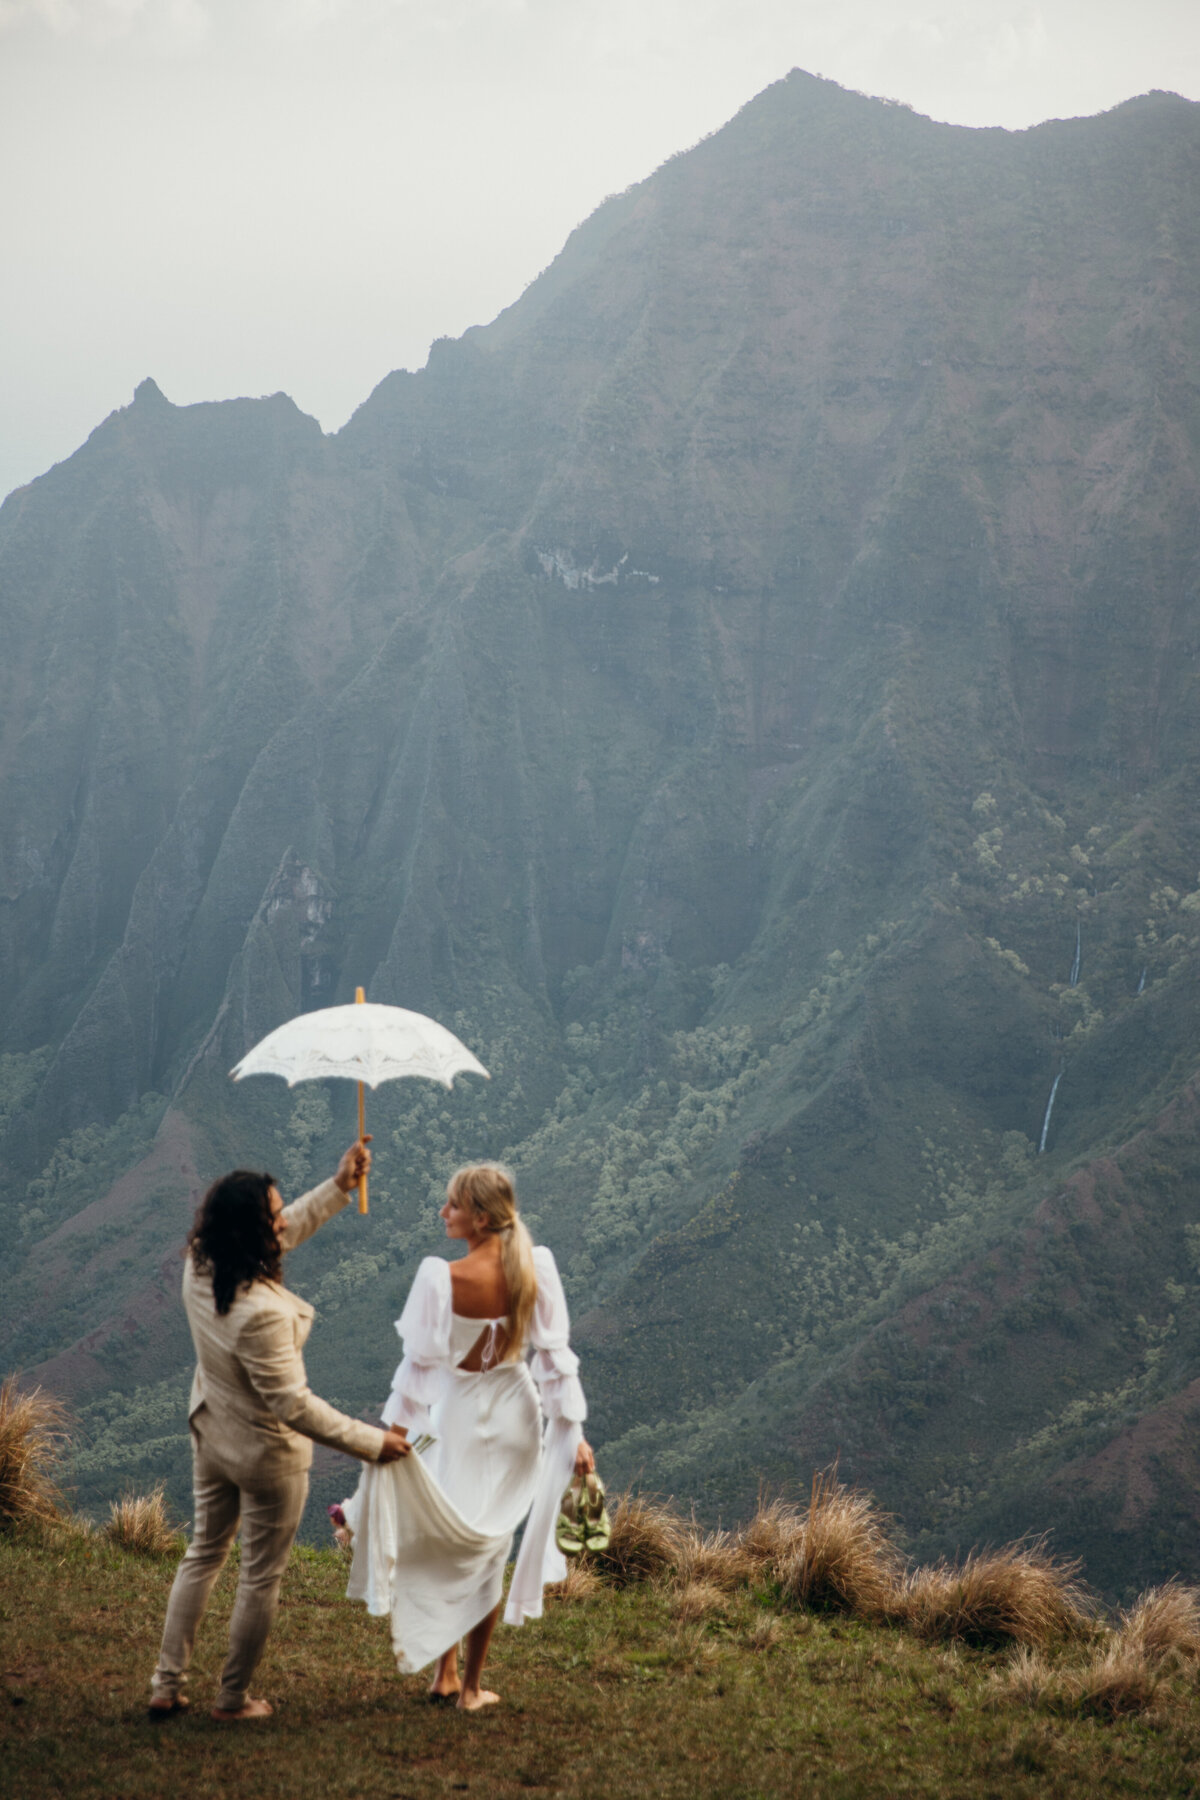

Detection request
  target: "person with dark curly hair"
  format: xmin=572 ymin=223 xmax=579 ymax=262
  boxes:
xmin=148 ymin=1138 xmax=409 ymax=1724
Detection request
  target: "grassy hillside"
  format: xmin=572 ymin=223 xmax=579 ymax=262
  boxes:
xmin=5 ymin=1524 xmax=1200 ymax=1800
xmin=6 ymin=1390 xmax=1200 ymax=1795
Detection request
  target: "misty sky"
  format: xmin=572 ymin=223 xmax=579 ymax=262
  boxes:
xmin=2 ymin=0 xmax=1197 ymax=504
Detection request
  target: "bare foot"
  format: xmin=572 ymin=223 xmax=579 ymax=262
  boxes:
xmin=427 ymin=1675 xmax=462 ymax=1705
xmin=456 ymin=1688 xmax=500 ymax=1711
xmin=211 ymin=1697 xmax=273 ymax=1722
xmin=429 ymin=1645 xmax=461 ymax=1703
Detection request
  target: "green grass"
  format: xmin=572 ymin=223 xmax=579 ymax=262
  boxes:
xmin=4 ymin=1530 xmax=1200 ymax=1799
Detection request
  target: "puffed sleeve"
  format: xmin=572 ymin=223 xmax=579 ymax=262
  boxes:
xmin=527 ymin=1245 xmax=587 ymax=1423
xmin=381 ymin=1256 xmax=452 ymax=1430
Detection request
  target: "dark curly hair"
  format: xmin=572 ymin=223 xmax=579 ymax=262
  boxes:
xmin=188 ymin=1170 xmax=281 ymax=1315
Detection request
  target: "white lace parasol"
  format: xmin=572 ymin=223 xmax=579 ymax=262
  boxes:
xmin=230 ymin=1002 xmax=489 ymax=1091
xmin=230 ymin=997 xmax=488 ymax=1212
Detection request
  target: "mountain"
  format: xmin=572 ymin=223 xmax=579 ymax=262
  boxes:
xmin=2 ymin=72 xmax=1199 ymax=1599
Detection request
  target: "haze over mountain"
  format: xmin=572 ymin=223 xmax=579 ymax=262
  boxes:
xmin=2 ymin=72 xmax=1199 ymax=1599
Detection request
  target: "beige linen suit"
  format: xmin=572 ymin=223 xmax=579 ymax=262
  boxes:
xmin=151 ymin=1179 xmax=386 ymax=1711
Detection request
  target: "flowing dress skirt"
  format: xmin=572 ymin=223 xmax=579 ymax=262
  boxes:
xmin=344 ymin=1360 xmax=549 ymax=1673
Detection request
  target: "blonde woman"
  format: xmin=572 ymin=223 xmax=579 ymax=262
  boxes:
xmin=339 ymin=1164 xmax=594 ymax=1710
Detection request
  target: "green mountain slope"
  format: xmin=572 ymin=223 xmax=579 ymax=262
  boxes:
xmin=2 ymin=73 xmax=1199 ymax=1595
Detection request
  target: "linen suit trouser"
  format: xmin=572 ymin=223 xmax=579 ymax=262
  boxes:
xmin=151 ymin=1426 xmax=309 ymax=1712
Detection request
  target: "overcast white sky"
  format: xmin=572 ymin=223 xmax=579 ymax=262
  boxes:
xmin=1 ymin=0 xmax=1197 ymax=503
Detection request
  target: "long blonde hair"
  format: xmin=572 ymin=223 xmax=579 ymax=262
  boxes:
xmin=448 ymin=1162 xmax=537 ymax=1358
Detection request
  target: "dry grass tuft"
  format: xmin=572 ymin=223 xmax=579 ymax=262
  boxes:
xmin=672 ymin=1580 xmax=727 ymax=1622
xmin=677 ymin=1527 xmax=759 ymax=1593
xmin=776 ymin=1471 xmax=902 ymax=1620
xmin=902 ymin=1542 xmax=1091 ymax=1649
xmin=547 ymin=1559 xmax=603 ymax=1604
xmin=1117 ymin=1583 xmax=1200 ymax=1666
xmin=1063 ymin=1642 xmax=1159 ymax=1720
xmin=744 ymin=1610 xmax=783 ymax=1654
xmin=104 ymin=1483 xmax=186 ymax=1558
xmin=738 ymin=1496 xmax=805 ymax=1573
xmin=988 ymin=1638 xmax=1159 ymax=1723
xmin=0 ymin=1377 xmax=67 ymax=1530
xmin=670 ymin=1620 xmax=721 ymax=1670
xmin=592 ymin=1493 xmax=687 ymax=1588
xmin=986 ymin=1645 xmax=1056 ymax=1709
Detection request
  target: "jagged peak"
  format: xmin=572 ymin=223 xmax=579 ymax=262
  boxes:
xmin=132 ymin=376 xmax=170 ymax=407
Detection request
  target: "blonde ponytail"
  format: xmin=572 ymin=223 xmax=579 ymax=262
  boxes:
xmin=447 ymin=1163 xmax=538 ymax=1358
xmin=498 ymin=1213 xmax=537 ymax=1360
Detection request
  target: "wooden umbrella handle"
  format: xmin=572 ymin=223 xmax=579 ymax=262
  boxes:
xmin=357 ymin=1079 xmax=368 ymax=1213
xmin=356 ymin=986 xmax=369 ymax=1214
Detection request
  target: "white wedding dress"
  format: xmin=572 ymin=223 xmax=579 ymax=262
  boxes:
xmin=342 ymin=1244 xmax=586 ymax=1673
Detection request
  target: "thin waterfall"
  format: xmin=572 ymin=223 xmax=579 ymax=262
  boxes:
xmin=1069 ymin=919 xmax=1081 ymax=988
xmin=1038 ymin=1069 xmax=1063 ymax=1154
xmin=1137 ymin=966 xmax=1146 ymax=995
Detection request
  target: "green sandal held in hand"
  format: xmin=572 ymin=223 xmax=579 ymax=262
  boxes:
xmin=556 ymin=1471 xmax=611 ymax=1556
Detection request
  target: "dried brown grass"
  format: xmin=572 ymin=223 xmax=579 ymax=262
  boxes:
xmin=670 ymin=1620 xmax=721 ymax=1670
xmin=1063 ymin=1642 xmax=1160 ymax=1719
xmin=562 ymin=1467 xmax=1159 ymax=1733
xmin=987 ymin=1640 xmax=1158 ymax=1721
xmin=547 ymin=1560 xmax=603 ymax=1604
xmin=743 ymin=1611 xmax=783 ymax=1654
xmin=592 ymin=1493 xmax=687 ymax=1588
xmin=104 ymin=1482 xmax=185 ymax=1557
xmin=738 ymin=1496 xmax=805 ymax=1572
xmin=1117 ymin=1583 xmax=1200 ymax=1665
xmin=901 ymin=1543 xmax=1091 ymax=1648
xmin=0 ymin=1377 xmax=67 ymax=1529
xmin=987 ymin=1646 xmax=1055 ymax=1709
xmin=672 ymin=1580 xmax=727 ymax=1622
xmin=776 ymin=1470 xmax=903 ymax=1620
xmin=677 ymin=1526 xmax=760 ymax=1593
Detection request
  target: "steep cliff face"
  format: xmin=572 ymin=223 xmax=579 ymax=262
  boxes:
xmin=2 ymin=74 xmax=1199 ymax=1593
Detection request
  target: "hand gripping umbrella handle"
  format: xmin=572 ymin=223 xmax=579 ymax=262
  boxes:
xmin=356 ymin=987 xmax=369 ymax=1214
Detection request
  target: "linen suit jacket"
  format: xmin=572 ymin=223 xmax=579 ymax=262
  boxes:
xmin=184 ymin=1177 xmax=386 ymax=1482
